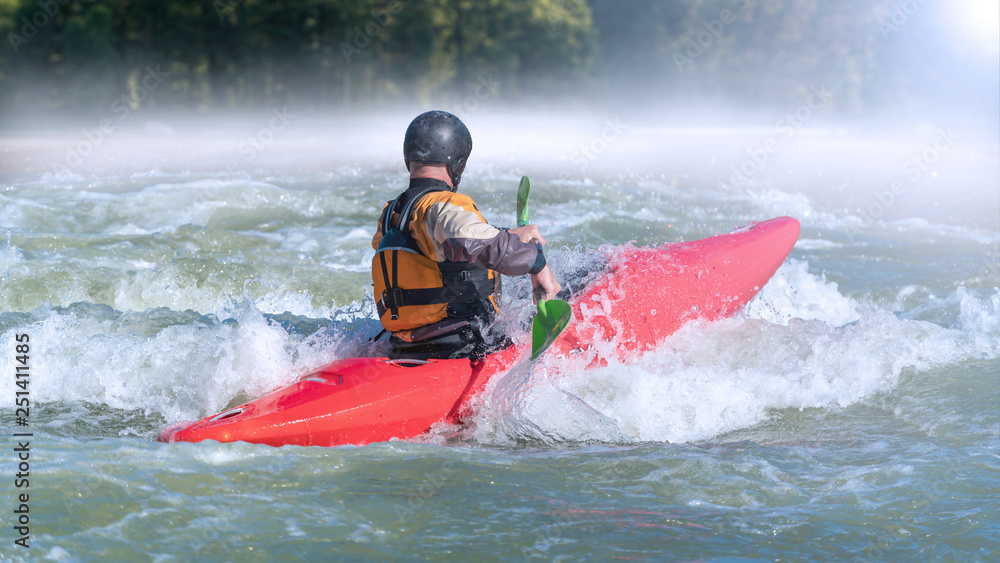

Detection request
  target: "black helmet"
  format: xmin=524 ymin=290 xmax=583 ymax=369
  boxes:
xmin=403 ymin=110 xmax=472 ymax=188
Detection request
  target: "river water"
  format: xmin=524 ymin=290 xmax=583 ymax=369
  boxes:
xmin=1 ymin=112 xmax=997 ymax=561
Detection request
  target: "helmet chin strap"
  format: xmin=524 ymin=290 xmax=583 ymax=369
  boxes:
xmin=448 ymin=158 xmax=466 ymax=189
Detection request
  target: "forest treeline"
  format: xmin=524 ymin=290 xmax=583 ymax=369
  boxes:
xmin=0 ymin=0 xmax=913 ymax=115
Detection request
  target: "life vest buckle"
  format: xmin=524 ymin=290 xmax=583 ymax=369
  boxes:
xmin=381 ymin=287 xmax=406 ymax=319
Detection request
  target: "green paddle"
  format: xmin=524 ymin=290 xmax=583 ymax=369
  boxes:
xmin=516 ymin=175 xmax=572 ymax=361
xmin=531 ymin=298 xmax=572 ymax=361
xmin=516 ymin=175 xmax=531 ymax=228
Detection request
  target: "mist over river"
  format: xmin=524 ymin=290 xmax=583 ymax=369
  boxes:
xmin=1 ymin=112 xmax=997 ymax=560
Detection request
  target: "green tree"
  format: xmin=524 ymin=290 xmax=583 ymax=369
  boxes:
xmin=0 ymin=0 xmax=903 ymax=117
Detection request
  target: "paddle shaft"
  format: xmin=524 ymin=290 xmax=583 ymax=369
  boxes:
xmin=515 ymin=175 xmax=572 ymax=360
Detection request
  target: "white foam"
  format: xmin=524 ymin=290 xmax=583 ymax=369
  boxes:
xmin=472 ymin=260 xmax=998 ymax=446
xmin=477 ymin=306 xmax=997 ymax=445
xmin=746 ymin=189 xmax=816 ymax=221
xmin=731 ymin=185 xmax=1000 ymax=246
xmin=744 ymin=259 xmax=861 ymax=326
xmin=1 ymin=299 xmax=346 ymax=422
xmin=472 ymin=360 xmax=629 ymax=446
xmin=4 ymin=178 xmax=371 ymax=237
xmin=1 ymin=232 xmax=24 ymax=276
xmin=40 ymin=170 xmax=87 ymax=184
xmin=959 ymin=287 xmax=1000 ymax=334
xmin=252 ymin=290 xmax=343 ymax=319
xmin=795 ymin=239 xmax=844 ymax=250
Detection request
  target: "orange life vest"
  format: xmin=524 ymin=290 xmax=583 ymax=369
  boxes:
xmin=372 ymin=185 xmax=499 ymax=333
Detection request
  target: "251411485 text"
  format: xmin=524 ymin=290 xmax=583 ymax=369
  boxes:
xmin=12 ymin=333 xmax=32 ymax=549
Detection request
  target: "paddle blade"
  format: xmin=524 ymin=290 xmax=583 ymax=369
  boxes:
xmin=516 ymin=175 xmax=531 ymax=227
xmin=531 ymin=299 xmax=572 ymax=361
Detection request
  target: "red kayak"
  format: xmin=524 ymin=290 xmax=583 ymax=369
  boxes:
xmin=158 ymin=216 xmax=800 ymax=447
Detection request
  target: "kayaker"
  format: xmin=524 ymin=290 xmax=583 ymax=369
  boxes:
xmin=372 ymin=110 xmax=562 ymax=359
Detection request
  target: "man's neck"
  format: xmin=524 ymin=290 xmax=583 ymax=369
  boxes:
xmin=408 ymin=164 xmax=453 ymax=187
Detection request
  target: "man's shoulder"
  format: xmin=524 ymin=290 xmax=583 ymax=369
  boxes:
xmin=420 ymin=190 xmax=480 ymax=212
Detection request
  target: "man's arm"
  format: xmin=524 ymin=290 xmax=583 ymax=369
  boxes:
xmin=427 ymin=199 xmax=562 ymax=300
xmin=428 ymin=200 xmax=543 ymax=275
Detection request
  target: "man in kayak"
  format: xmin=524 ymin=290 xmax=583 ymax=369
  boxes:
xmin=372 ymin=110 xmax=562 ymax=359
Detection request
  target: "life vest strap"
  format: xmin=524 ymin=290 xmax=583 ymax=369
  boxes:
xmin=377 ymin=272 xmax=494 ymax=317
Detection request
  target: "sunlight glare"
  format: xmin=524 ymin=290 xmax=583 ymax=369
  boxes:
xmin=954 ymin=0 xmax=1000 ymax=56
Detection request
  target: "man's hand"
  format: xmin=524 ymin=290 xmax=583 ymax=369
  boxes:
xmin=510 ymin=224 xmax=560 ymax=302
xmin=531 ymin=265 xmax=562 ymax=304
xmin=509 ymin=224 xmax=546 ymax=247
